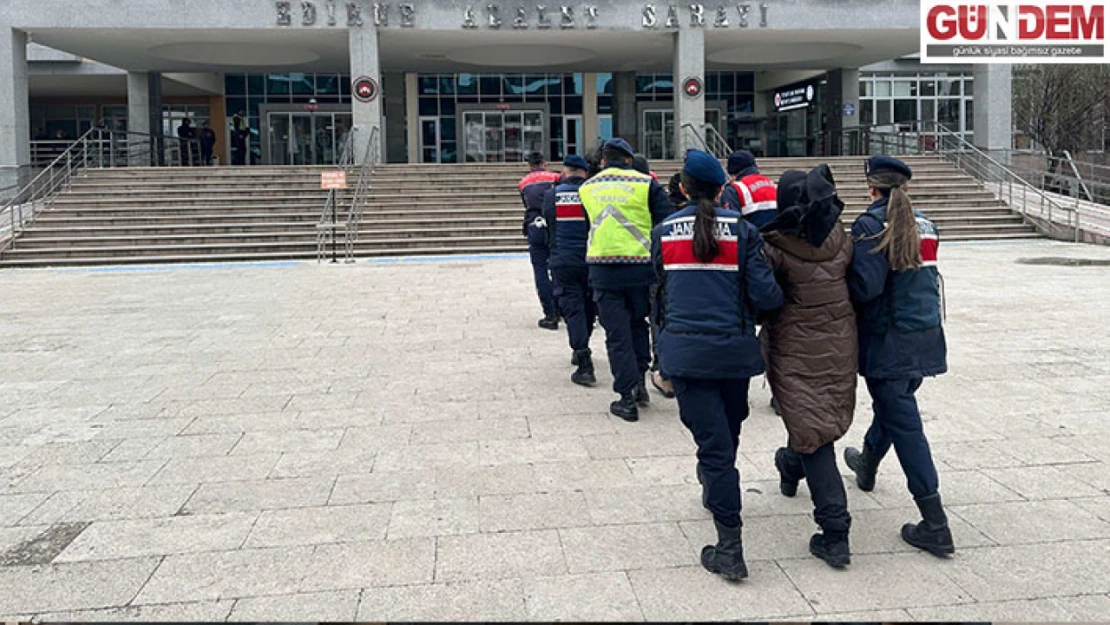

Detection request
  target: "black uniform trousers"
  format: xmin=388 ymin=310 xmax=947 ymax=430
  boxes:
xmin=594 ymin=285 xmax=651 ymax=395
xmin=777 ymin=443 xmax=852 ymax=534
xmin=527 ymin=223 xmax=557 ymax=318
xmin=553 ymin=266 xmax=595 ymax=352
xmin=863 ymin=377 xmax=940 ymax=499
xmin=672 ymin=376 xmax=750 ymax=528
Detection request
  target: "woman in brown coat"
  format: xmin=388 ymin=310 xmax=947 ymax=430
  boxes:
xmin=760 ymin=164 xmax=857 ymax=569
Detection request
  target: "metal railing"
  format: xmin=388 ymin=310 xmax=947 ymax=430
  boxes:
xmin=316 ymin=128 xmax=358 ymax=263
xmin=681 ymin=123 xmax=711 ymax=155
xmin=343 ymin=125 xmax=381 ymax=262
xmin=680 ymin=123 xmax=734 ymax=159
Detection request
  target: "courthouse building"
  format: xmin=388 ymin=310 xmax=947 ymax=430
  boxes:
xmin=1 ymin=0 xmax=1013 ymax=188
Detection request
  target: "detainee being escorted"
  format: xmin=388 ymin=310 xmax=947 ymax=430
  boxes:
xmin=844 ymin=155 xmax=955 ymax=557
xmin=579 ymin=138 xmax=674 ymax=421
xmin=543 ymin=154 xmax=597 ymax=386
xmin=652 ymin=150 xmax=783 ymax=580
xmin=519 ymin=151 xmax=562 ymax=330
xmin=761 ymin=165 xmax=857 ymax=569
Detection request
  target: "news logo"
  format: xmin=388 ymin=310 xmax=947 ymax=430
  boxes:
xmin=921 ymin=0 xmax=1106 ymax=63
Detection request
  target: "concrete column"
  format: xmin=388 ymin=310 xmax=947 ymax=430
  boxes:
xmin=127 ymin=71 xmax=161 ymax=165
xmin=349 ymin=26 xmax=383 ymax=164
xmin=612 ymin=72 xmax=637 ymax=144
xmin=582 ymin=73 xmax=599 ymax=152
xmin=0 ymin=28 xmax=29 ymax=196
xmin=973 ymin=64 xmax=1012 ymax=153
xmin=673 ymin=28 xmax=706 ymax=156
xmin=383 ymin=72 xmax=405 ymax=164
xmin=824 ymin=68 xmax=859 ymax=156
xmin=405 ymin=73 xmax=419 ymax=163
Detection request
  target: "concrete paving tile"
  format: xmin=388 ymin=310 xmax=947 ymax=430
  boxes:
xmin=624 ymin=455 xmax=702 ymax=486
xmin=141 ymin=433 xmax=242 ymax=458
xmin=53 ymin=512 xmax=257 ymax=561
xmin=532 ymin=459 xmax=637 ymax=492
xmin=301 ymin=538 xmax=435 ymax=590
xmin=864 ymin=469 xmax=1025 ymax=507
xmin=13 ymin=440 xmax=120 ymax=468
xmin=284 ymin=392 xmax=360 ymax=413
xmin=586 ymin=484 xmax=710 ymax=525
xmin=526 ymin=414 xmax=620 ymax=438
xmin=436 ymin=529 xmax=567 ymax=582
xmin=1058 ymin=461 xmax=1110 ymax=491
xmin=779 ymin=551 xmax=973 ymax=612
xmin=479 ymin=437 xmax=591 ymax=466
xmin=951 ymin=499 xmax=1110 ymax=545
xmin=231 ymin=428 xmax=345 ymax=455
xmin=330 ymin=469 xmax=436 ymax=504
xmin=0 ymin=445 xmax=36 ymax=469
xmin=982 ymin=465 xmax=1103 ymax=500
xmin=388 ymin=497 xmax=479 ymax=538
xmin=937 ymin=540 xmax=1110 ymax=601
xmin=90 ymin=418 xmax=195 ymax=440
xmin=523 ymin=572 xmax=644 ymax=621
xmin=243 ymin=503 xmax=391 ymax=548
xmin=268 ymin=449 xmax=377 ymax=478
xmin=0 ymin=557 xmax=161 ymax=614
xmin=229 ymin=590 xmax=360 ymax=621
xmin=479 ymin=492 xmax=592 ymax=532
xmin=179 ymin=411 xmax=301 ymax=434
xmin=0 ymin=525 xmax=52 ymax=554
xmin=930 ymin=440 xmax=1026 ymax=471
xmin=0 ymin=493 xmax=49 ymax=526
xmin=846 ymin=506 xmax=996 ymax=553
xmin=183 ymin=477 xmax=333 ymax=513
xmin=1000 ymin=437 xmax=1101 ymax=466
xmin=1071 ymin=496 xmax=1110 ymax=523
xmin=582 ymin=431 xmax=695 ymax=459
xmin=680 ymin=516 xmax=816 ymax=562
xmin=18 ymin=485 xmax=196 ymax=525
xmin=34 ymin=600 xmax=235 ymax=622
xmin=159 ymin=396 xmax=292 ymax=418
xmin=149 ymin=453 xmax=280 ymax=485
xmin=376 ymin=441 xmax=479 ymax=471
xmin=411 ymin=417 xmax=530 ymax=444
xmin=907 ymin=593 xmax=1110 ymax=621
xmin=292 ymin=408 xmax=382 ymax=429
xmin=337 ymin=423 xmax=415 ymax=451
xmin=560 ymin=522 xmax=695 ymax=573
xmin=434 ymin=464 xmax=538 ymax=498
xmin=629 ymin=564 xmax=814 ymax=620
xmin=134 ymin=546 xmax=313 ymax=604
xmin=778 ymin=608 xmax=911 ymax=621
xmin=358 ymin=579 xmax=526 ymax=621
xmin=13 ymin=460 xmax=166 ymax=493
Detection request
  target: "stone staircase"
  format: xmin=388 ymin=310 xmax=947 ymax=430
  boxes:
xmin=0 ymin=156 xmax=1041 ymax=267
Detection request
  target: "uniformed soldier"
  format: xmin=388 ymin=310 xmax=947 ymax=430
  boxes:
xmin=844 ymin=155 xmax=954 ymax=557
xmin=579 ymin=138 xmax=674 ymax=421
xmin=519 ymin=152 xmax=562 ymax=330
xmin=721 ymin=150 xmax=778 ymax=229
xmin=543 ymin=155 xmax=597 ymax=386
xmin=652 ymin=150 xmax=783 ymax=580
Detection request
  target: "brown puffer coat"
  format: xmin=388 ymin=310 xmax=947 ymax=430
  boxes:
xmin=761 ymin=225 xmax=857 ymax=454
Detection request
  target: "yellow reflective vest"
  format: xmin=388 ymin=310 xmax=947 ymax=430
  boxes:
xmin=579 ymin=167 xmax=654 ymax=264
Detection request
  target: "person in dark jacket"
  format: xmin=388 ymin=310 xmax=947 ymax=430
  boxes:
xmin=199 ymin=121 xmax=217 ymax=166
xmin=720 ymin=150 xmax=777 ymax=229
xmin=761 ymin=165 xmax=857 ymax=569
xmin=519 ymin=151 xmax=562 ymax=330
xmin=543 ymin=154 xmax=596 ymax=386
xmin=177 ymin=118 xmax=198 ymax=167
xmin=231 ymin=111 xmax=250 ymax=166
xmin=652 ymin=150 xmax=784 ymax=581
xmin=844 ymin=155 xmax=954 ymax=557
xmin=580 ymin=138 xmax=675 ymax=421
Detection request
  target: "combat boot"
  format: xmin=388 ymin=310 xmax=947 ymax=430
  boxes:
xmin=844 ymin=445 xmax=880 ymax=492
xmin=701 ymin=520 xmax=748 ymax=581
xmin=774 ymin=447 xmax=804 ymax=498
xmin=571 ymin=351 xmax=579 ymax=366
xmin=633 ymin=379 xmax=650 ymax=406
xmin=538 ymin=314 xmax=559 ymax=330
xmin=809 ymin=532 xmax=851 ymax=569
xmin=570 ymin=350 xmax=596 ymax=387
xmin=609 ymin=394 xmax=639 ymax=422
xmin=902 ymin=493 xmax=956 ymax=557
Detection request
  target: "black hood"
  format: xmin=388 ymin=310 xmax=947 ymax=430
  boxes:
xmin=763 ymin=164 xmax=844 ymax=248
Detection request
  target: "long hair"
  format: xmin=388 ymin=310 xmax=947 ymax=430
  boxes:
xmin=681 ymin=172 xmax=724 ymax=263
xmin=867 ymin=172 xmax=921 ymax=272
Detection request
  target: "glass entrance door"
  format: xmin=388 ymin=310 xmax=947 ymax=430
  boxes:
xmin=642 ymin=109 xmax=675 ymax=161
xmin=462 ymin=110 xmax=545 ymax=162
xmin=419 ymin=116 xmax=440 ymax=163
xmin=266 ymin=112 xmax=353 ymax=165
xmin=563 ymin=115 xmax=583 ymax=156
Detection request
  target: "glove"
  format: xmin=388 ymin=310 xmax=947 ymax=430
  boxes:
xmin=532 ymin=216 xmax=548 ymax=229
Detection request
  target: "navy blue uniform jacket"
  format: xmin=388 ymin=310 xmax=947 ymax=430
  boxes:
xmin=588 ymin=162 xmax=676 ymax=290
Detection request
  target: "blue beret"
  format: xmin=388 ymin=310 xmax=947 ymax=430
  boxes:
xmin=683 ymin=149 xmax=728 ymax=186
xmin=865 ymin=155 xmax=913 ymax=180
xmin=563 ymin=155 xmax=589 ymax=171
xmin=603 ymin=138 xmax=635 ymax=158
xmin=727 ymin=150 xmax=757 ymax=176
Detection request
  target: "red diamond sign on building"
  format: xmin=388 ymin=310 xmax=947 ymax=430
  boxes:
xmin=353 ymin=76 xmax=379 ymax=103
xmin=682 ymin=76 xmax=703 ymax=98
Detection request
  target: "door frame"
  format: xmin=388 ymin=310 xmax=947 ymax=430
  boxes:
xmin=563 ymin=114 xmax=584 ymax=157
xmin=418 ymin=115 xmax=441 ymax=163
xmin=456 ymin=102 xmax=551 ymax=163
xmin=259 ymin=103 xmax=351 ymax=165
xmin=636 ymin=100 xmax=728 ymax=158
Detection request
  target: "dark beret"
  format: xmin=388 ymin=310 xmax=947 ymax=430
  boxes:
xmin=563 ymin=154 xmax=589 ymax=171
xmin=603 ymin=138 xmax=635 ymax=158
xmin=865 ymin=155 xmax=913 ymax=180
xmin=683 ymin=149 xmax=728 ymax=187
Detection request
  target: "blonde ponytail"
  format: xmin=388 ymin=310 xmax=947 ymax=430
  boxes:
xmin=868 ymin=173 xmax=922 ymax=272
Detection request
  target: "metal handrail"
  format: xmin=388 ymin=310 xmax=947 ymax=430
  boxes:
xmin=316 ymin=128 xmax=359 ymax=262
xmin=703 ymin=123 xmax=733 ymax=159
xmin=680 ymin=123 xmax=711 ymax=154
xmin=1062 ymin=150 xmax=1095 ymax=202
xmin=343 ymin=125 xmax=381 ymax=262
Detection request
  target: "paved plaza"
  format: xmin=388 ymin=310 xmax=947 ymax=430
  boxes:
xmin=1 ymin=239 xmax=1109 ymax=622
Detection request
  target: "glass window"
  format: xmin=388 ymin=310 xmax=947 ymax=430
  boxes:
xmin=964 ymin=78 xmax=974 ymax=96
xmin=965 ymin=103 xmax=974 ymax=132
xmin=636 ymin=75 xmax=653 ymax=94
xmin=226 ymin=97 xmax=247 ymax=118
xmin=597 ymin=73 xmax=612 ymax=94
xmin=565 ymin=97 xmax=583 ymax=115
xmin=290 ymin=73 xmax=314 ymax=95
xmin=419 ymin=75 xmax=439 ymax=95
xmin=418 ymin=97 xmax=437 ymax=116
xmin=267 ymin=74 xmax=291 ymax=97
xmin=572 ymin=73 xmax=583 ymax=95
xmin=874 ymin=81 xmax=892 ymax=97
xmin=438 ymin=75 xmax=456 ymax=95
xmin=860 ymin=99 xmax=874 ymax=125
xmin=860 ymin=81 xmax=873 ymax=97
xmin=734 ymin=95 xmax=754 ymax=114
xmin=479 ymin=75 xmax=501 ymax=97
xmin=939 ymin=79 xmax=961 ymax=96
xmin=316 ymin=74 xmax=340 ymax=95
xmin=736 ymin=73 xmax=754 ymax=92
xmin=248 ymin=74 xmax=265 ymax=95
xmin=707 ymin=73 xmax=720 ymax=95
xmin=921 ymin=80 xmax=936 ymax=96
xmin=938 ymin=99 xmax=960 ymax=127
xmin=876 ymin=100 xmax=892 ymax=125
xmin=894 ymin=99 xmax=916 ymax=123
xmin=719 ymin=72 xmax=735 ymax=92
xmin=457 ymin=74 xmax=477 ymax=95
xmin=226 ymin=74 xmax=247 ymax=96
xmin=893 ymin=81 xmax=915 ymax=97
xmin=546 ymin=75 xmax=563 ymax=96
xmin=340 ymin=77 xmax=351 ymax=96
xmin=504 ymin=74 xmax=524 ymax=96
xmin=921 ymin=99 xmax=936 ymax=122
xmin=441 ymin=117 xmax=456 ymax=142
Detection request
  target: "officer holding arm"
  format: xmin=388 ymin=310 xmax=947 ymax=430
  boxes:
xmin=519 ymin=152 xmax=562 ymax=330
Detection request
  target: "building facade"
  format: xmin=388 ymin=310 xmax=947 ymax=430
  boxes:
xmin=1 ymin=0 xmax=1014 ymax=189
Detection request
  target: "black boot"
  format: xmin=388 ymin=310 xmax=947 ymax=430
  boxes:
xmin=701 ymin=520 xmax=748 ymax=581
xmin=902 ymin=493 xmax=956 ymax=557
xmin=809 ymin=532 xmax=851 ymax=568
xmin=774 ymin=447 xmax=804 ymax=498
xmin=538 ymin=314 xmax=559 ymax=330
xmin=633 ymin=379 xmax=650 ymax=406
xmin=571 ymin=351 xmax=579 ymax=366
xmin=844 ymin=445 xmax=880 ymax=492
xmin=571 ymin=350 xmax=596 ymax=387
xmin=609 ymin=394 xmax=638 ymax=422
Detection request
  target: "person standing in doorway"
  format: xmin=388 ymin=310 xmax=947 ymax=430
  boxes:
xmin=579 ymin=138 xmax=674 ymax=422
xmin=177 ymin=118 xmax=197 ymax=166
xmin=231 ymin=110 xmax=250 ymax=166
xmin=519 ymin=151 xmax=562 ymax=330
xmin=199 ymin=121 xmax=217 ymax=166
xmin=844 ymin=155 xmax=954 ymax=557
xmin=652 ymin=150 xmax=783 ymax=580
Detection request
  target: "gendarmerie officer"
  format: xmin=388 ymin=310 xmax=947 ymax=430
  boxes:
xmin=543 ymin=154 xmax=597 ymax=386
xmin=579 ymin=138 xmax=674 ymax=421
xmin=652 ymin=150 xmax=783 ymax=580
xmin=519 ymin=151 xmax=562 ymax=330
xmin=844 ymin=155 xmax=954 ymax=557
xmin=720 ymin=150 xmax=778 ymax=229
